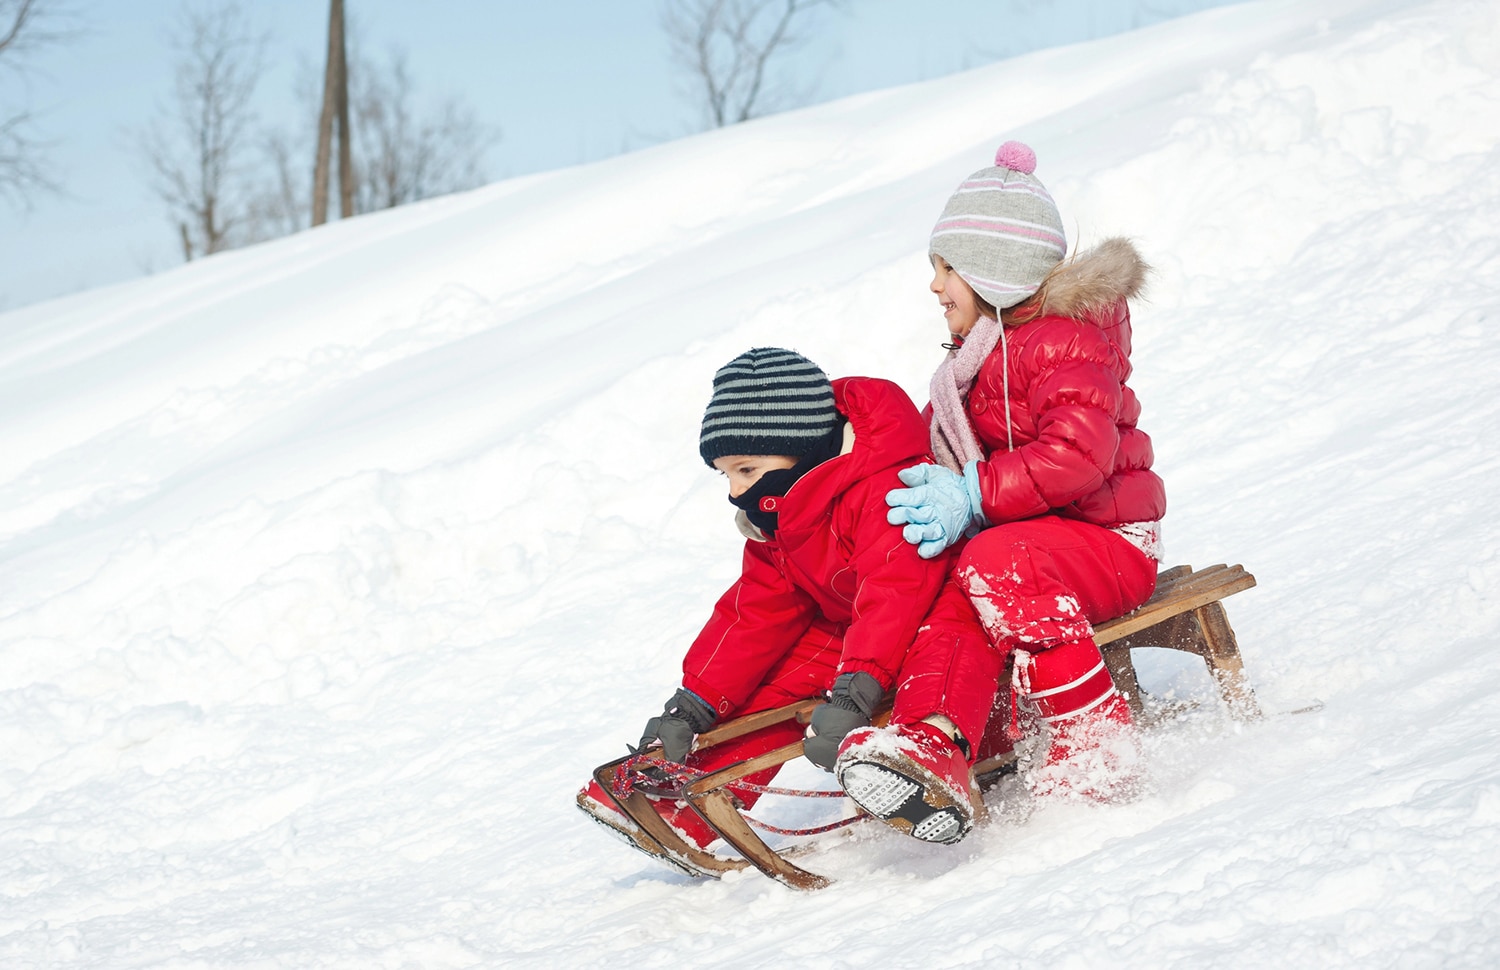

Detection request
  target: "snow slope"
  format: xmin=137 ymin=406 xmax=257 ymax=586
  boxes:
xmin=3 ymin=0 xmax=1499 ymax=965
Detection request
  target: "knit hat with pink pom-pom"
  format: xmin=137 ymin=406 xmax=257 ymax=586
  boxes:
xmin=929 ymin=141 xmax=1067 ymax=310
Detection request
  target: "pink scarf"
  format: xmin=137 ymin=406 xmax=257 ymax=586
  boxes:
xmin=929 ymin=314 xmax=1005 ymax=472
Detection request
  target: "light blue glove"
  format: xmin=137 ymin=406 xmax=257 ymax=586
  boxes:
xmin=884 ymin=461 xmax=987 ymax=559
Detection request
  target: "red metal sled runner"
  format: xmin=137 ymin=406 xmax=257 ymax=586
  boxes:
xmin=580 ymin=564 xmax=1261 ymax=890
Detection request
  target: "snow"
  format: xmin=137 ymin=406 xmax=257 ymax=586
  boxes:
xmin=3 ymin=0 xmax=1500 ymax=965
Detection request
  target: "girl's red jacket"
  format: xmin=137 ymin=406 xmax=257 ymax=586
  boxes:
xmin=680 ymin=376 xmax=952 ymax=716
xmin=966 ymin=240 xmax=1167 ymax=528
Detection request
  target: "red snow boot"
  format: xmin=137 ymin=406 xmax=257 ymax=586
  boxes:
xmin=834 ymin=722 xmax=987 ymax=844
xmin=1015 ymin=639 xmax=1144 ymax=801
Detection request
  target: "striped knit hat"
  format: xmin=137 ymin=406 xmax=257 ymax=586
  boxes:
xmin=929 ymin=141 xmax=1067 ymax=310
xmin=698 ymin=348 xmax=840 ymax=466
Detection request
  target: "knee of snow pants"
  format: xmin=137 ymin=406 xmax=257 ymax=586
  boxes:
xmin=889 ymin=577 xmax=1006 ymax=757
xmin=955 ymin=516 xmax=1157 ymax=652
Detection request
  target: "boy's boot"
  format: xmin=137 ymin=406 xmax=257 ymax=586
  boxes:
xmin=834 ymin=721 xmax=986 ymax=844
xmin=1017 ymin=638 xmax=1143 ymax=801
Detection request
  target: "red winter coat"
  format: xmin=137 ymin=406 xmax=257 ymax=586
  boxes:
xmin=965 ymin=239 xmax=1166 ymax=528
xmin=681 ymin=377 xmax=952 ymax=717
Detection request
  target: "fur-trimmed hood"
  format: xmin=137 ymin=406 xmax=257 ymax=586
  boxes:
xmin=1025 ymin=237 xmax=1149 ymax=321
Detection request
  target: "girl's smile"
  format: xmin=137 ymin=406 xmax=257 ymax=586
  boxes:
xmin=930 ymin=256 xmax=983 ymax=340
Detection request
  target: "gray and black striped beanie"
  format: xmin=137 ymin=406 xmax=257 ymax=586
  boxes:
xmin=698 ymin=348 xmax=840 ymax=466
xmin=930 ymin=141 xmax=1067 ymax=310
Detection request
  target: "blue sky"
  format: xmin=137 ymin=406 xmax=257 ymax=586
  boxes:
xmin=0 ymin=0 xmax=1243 ymax=311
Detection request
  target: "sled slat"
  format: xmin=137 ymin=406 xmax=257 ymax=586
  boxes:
xmin=1094 ymin=564 xmax=1255 ymax=644
xmin=693 ymin=699 xmax=819 ymax=748
xmin=686 ymin=739 xmax=807 ymax=796
xmin=688 ymin=789 xmax=832 ymax=891
xmin=591 ymin=757 xmax=750 ymax=878
xmin=1094 ymin=563 xmax=1261 ymax=720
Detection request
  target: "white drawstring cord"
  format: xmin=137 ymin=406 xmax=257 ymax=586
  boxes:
xmin=999 ymin=321 xmax=1014 ymax=452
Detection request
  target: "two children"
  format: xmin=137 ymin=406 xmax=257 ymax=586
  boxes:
xmin=580 ymin=141 xmax=1165 ymax=867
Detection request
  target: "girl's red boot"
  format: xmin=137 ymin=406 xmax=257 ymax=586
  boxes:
xmin=1016 ymin=638 xmax=1144 ymax=801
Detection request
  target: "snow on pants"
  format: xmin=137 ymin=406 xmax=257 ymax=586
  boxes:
xmin=684 ymin=615 xmax=844 ymax=808
xmin=888 ymin=515 xmax=1157 ymax=752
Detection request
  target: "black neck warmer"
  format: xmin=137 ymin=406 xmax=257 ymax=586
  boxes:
xmin=728 ymin=420 xmax=847 ymax=536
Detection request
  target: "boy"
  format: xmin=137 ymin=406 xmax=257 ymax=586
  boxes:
xmin=577 ymin=348 xmax=991 ymax=866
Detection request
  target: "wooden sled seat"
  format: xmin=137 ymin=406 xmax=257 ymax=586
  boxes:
xmin=1095 ymin=563 xmax=1260 ymax=720
xmin=588 ymin=562 xmax=1260 ymax=890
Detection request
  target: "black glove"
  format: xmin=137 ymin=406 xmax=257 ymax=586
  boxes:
xmin=635 ymin=687 xmax=717 ymax=763
xmin=804 ymin=671 xmax=884 ymax=771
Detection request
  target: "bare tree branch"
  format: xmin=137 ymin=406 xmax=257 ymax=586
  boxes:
xmin=662 ymin=0 xmax=838 ymax=128
xmin=348 ymin=46 xmax=497 ymax=212
xmin=138 ymin=2 xmax=267 ymax=260
xmin=247 ymin=31 xmax=496 ymax=240
xmin=0 ymin=0 xmax=71 ymax=206
xmin=0 ymin=0 xmax=39 ymax=52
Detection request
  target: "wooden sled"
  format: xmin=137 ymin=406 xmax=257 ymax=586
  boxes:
xmin=587 ymin=563 xmax=1259 ymax=890
xmin=1096 ymin=563 xmax=1261 ymax=720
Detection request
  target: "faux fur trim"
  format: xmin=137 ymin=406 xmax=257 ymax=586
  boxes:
xmin=1029 ymin=237 xmax=1149 ymax=319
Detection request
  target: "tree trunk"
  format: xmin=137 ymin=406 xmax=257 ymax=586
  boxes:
xmin=335 ymin=4 xmax=353 ymax=219
xmin=311 ymin=0 xmax=344 ymax=226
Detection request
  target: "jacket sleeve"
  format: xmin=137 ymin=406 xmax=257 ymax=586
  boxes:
xmin=974 ymin=339 xmax=1124 ymax=524
xmin=680 ymin=538 xmax=818 ymax=717
xmin=832 ymin=476 xmax=952 ymax=690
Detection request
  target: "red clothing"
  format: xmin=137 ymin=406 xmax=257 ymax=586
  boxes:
xmin=964 ymin=245 xmax=1165 ymax=527
xmin=889 ymin=240 xmax=1166 ymax=764
xmin=681 ymin=377 xmax=954 ymax=717
xmin=888 ymin=518 xmax=1157 ymax=749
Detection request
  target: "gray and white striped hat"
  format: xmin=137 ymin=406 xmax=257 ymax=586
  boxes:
xmin=929 ymin=141 xmax=1067 ymax=310
xmin=698 ymin=348 xmax=840 ymax=466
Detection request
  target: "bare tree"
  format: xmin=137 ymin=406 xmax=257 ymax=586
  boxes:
xmin=661 ymin=0 xmax=839 ymax=128
xmin=245 ymin=126 xmax=309 ymax=240
xmin=247 ymin=37 xmax=495 ymax=242
xmin=0 ymin=0 xmax=69 ymax=206
xmin=348 ymin=47 xmax=496 ymax=211
xmin=139 ymin=2 xmax=267 ymax=261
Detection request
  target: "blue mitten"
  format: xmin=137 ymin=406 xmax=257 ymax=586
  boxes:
xmin=884 ymin=461 xmax=986 ymax=558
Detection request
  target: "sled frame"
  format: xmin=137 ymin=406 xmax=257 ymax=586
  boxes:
xmin=593 ymin=562 xmax=1259 ymax=890
xmin=1096 ymin=563 xmax=1261 ymax=720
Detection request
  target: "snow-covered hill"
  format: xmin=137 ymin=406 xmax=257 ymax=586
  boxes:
xmin=2 ymin=0 xmax=1498 ymax=965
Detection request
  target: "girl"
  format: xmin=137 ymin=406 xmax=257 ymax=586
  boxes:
xmin=577 ymin=347 xmax=992 ymax=866
xmin=835 ymin=142 xmax=1166 ymax=828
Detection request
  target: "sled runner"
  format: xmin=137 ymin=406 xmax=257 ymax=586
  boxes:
xmin=583 ymin=563 xmax=1260 ymax=890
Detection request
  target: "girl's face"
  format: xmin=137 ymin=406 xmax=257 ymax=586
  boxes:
xmin=930 ymin=256 xmax=982 ymax=340
xmin=712 ymin=454 xmax=798 ymax=498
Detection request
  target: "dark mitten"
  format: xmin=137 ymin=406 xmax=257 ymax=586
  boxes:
xmin=804 ymin=671 xmax=885 ymax=771
xmin=635 ymin=687 xmax=717 ymax=763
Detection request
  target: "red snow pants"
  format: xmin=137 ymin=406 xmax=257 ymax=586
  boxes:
xmin=888 ymin=516 xmax=1157 ymax=753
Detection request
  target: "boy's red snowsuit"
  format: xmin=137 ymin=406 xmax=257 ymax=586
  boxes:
xmin=676 ymin=376 xmax=973 ymax=788
xmin=887 ymin=240 xmax=1165 ymax=767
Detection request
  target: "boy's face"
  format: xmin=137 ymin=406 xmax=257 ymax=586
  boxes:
xmin=930 ymin=255 xmax=982 ymax=340
xmin=712 ymin=454 xmax=798 ymax=499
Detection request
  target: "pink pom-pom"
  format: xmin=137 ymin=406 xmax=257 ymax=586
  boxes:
xmin=994 ymin=141 xmax=1036 ymax=174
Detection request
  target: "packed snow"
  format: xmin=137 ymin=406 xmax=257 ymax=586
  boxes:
xmin=3 ymin=0 xmax=1499 ymax=965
